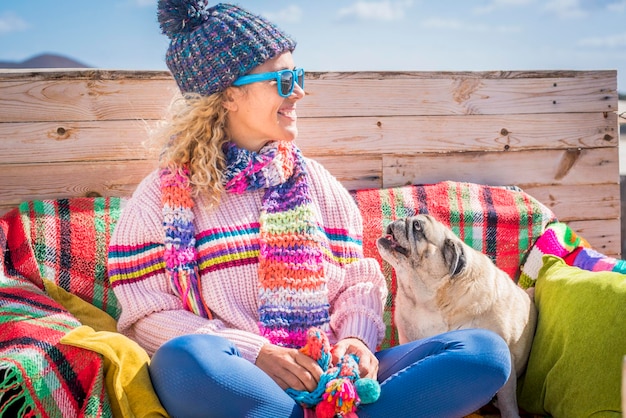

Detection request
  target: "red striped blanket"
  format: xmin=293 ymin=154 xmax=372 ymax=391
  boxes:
xmin=351 ymin=181 xmax=557 ymax=348
xmin=8 ymin=198 xmax=124 ymax=320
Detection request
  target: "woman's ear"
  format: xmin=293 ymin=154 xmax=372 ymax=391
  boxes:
xmin=222 ymin=87 xmax=239 ymax=111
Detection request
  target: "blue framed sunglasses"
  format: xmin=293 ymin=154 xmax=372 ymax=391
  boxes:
xmin=232 ymin=68 xmax=305 ymax=98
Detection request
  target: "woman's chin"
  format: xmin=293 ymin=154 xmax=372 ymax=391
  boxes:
xmin=278 ymin=127 xmax=298 ymax=142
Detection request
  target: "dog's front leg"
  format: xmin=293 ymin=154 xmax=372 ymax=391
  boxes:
xmin=495 ymin=362 xmax=521 ymax=418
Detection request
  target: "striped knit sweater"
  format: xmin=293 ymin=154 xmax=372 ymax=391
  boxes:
xmin=108 ymin=157 xmax=387 ymax=362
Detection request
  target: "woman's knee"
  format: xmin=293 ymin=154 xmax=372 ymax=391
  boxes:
xmin=150 ymin=333 xmax=242 ymax=386
xmin=448 ymin=328 xmax=512 ymax=386
xmin=152 ymin=333 xmax=239 ymax=368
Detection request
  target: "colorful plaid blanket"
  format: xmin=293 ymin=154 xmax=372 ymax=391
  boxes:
xmin=8 ymin=198 xmax=124 ymax=320
xmin=1 ymin=204 xmax=113 ymax=417
xmin=351 ymin=181 xmax=557 ymax=348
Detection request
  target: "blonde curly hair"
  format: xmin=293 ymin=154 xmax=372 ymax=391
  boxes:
xmin=153 ymin=91 xmax=231 ymax=206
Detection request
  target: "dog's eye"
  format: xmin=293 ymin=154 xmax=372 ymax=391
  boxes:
xmin=413 ymin=220 xmax=422 ymax=232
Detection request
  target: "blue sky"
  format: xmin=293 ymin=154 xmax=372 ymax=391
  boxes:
xmin=1 ymin=0 xmax=625 ymax=92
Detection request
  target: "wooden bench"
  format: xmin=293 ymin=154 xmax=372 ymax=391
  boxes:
xmin=0 ymin=69 xmax=620 ymax=256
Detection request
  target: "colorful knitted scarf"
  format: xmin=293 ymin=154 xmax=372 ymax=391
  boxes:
xmin=160 ymin=164 xmax=210 ymax=318
xmin=160 ymin=141 xmax=330 ymax=348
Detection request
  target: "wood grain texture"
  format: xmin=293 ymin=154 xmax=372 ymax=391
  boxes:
xmin=0 ymin=69 xmax=620 ymax=256
xmin=1 ymin=113 xmax=616 ymax=165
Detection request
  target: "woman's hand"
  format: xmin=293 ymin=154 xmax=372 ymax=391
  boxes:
xmin=255 ymin=343 xmax=323 ymax=392
xmin=331 ymin=337 xmax=379 ymax=380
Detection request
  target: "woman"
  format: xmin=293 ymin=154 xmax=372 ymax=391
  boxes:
xmin=107 ymin=1 xmax=511 ymax=417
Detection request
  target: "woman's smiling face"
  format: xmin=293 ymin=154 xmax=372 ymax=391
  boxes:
xmin=224 ymin=52 xmax=304 ymax=152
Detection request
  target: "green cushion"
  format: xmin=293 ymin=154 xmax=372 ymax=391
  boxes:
xmin=518 ymin=255 xmax=626 ymax=417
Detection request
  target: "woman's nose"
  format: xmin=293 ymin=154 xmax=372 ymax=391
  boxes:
xmin=291 ymin=82 xmax=305 ymax=100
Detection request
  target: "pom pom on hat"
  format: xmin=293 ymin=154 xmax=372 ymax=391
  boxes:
xmin=158 ymin=0 xmax=211 ymax=36
xmin=156 ymin=1 xmax=297 ymax=96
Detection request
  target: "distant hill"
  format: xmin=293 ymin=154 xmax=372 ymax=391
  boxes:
xmin=0 ymin=53 xmax=90 ymax=69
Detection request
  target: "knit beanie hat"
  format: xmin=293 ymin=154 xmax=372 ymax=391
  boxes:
xmin=157 ymin=0 xmax=297 ymax=96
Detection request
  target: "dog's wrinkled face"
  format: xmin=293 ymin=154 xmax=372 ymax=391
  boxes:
xmin=376 ymin=214 xmax=466 ymax=282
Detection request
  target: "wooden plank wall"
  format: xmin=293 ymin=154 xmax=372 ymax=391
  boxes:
xmin=0 ymin=69 xmax=620 ymax=256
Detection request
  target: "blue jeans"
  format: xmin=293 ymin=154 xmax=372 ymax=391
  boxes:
xmin=149 ymin=329 xmax=510 ymax=418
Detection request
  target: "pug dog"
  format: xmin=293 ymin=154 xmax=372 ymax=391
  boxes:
xmin=376 ymin=214 xmax=536 ymax=418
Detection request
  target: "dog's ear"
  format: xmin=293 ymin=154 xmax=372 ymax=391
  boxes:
xmin=443 ymin=238 xmax=466 ymax=277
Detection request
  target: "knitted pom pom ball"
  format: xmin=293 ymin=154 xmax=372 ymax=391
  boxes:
xmin=157 ymin=0 xmax=210 ymax=35
xmin=287 ymin=327 xmax=381 ymax=417
xmin=156 ymin=0 xmax=296 ymax=96
xmin=354 ymin=378 xmax=382 ymax=405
